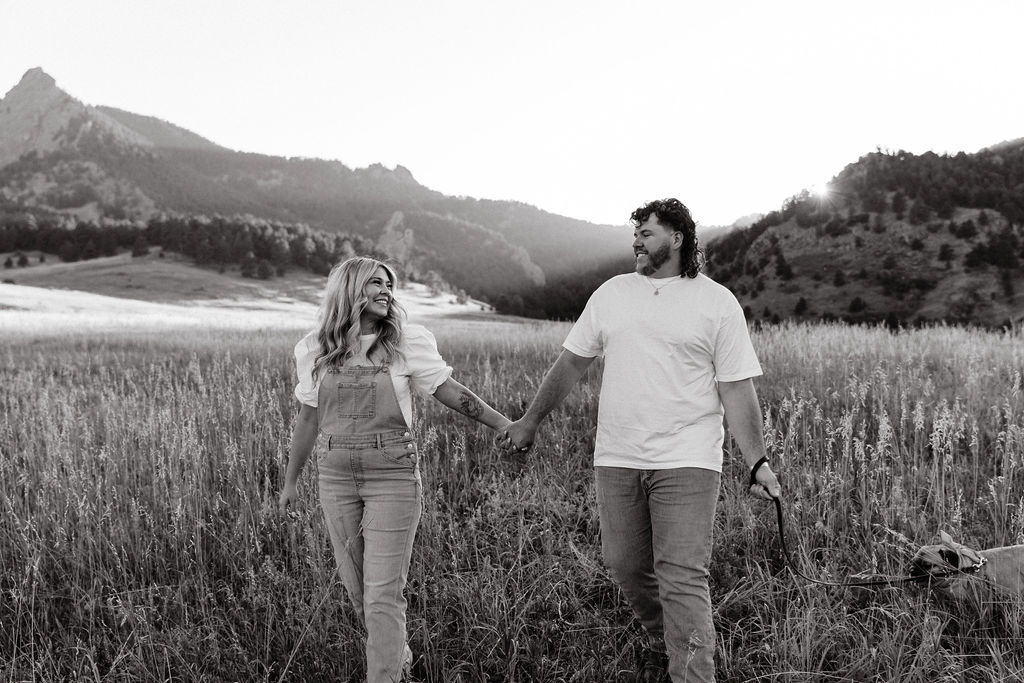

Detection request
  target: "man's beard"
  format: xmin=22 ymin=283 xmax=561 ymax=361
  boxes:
xmin=636 ymin=243 xmax=671 ymax=276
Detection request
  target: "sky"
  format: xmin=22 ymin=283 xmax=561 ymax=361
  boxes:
xmin=2 ymin=0 xmax=1022 ymax=228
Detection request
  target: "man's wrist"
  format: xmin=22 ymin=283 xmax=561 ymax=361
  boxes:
xmin=520 ymin=413 xmax=542 ymax=430
xmin=748 ymin=456 xmax=769 ymax=487
xmin=746 ymin=454 xmax=769 ymax=470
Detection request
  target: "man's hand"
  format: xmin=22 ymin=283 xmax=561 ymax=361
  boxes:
xmin=749 ymin=461 xmax=781 ymax=501
xmin=501 ymin=417 xmax=538 ymax=454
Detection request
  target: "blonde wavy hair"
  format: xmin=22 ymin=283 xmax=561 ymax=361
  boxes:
xmin=312 ymin=257 xmax=405 ymax=380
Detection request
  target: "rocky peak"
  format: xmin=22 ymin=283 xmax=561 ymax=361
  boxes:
xmin=360 ymin=162 xmax=420 ymax=185
xmin=6 ymin=67 xmax=57 ymax=95
xmin=2 ymin=67 xmax=73 ymax=112
xmin=0 ymin=68 xmax=90 ymax=166
xmin=0 ymin=68 xmax=158 ymax=167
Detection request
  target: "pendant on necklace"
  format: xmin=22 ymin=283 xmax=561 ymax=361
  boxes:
xmin=654 ymin=290 xmax=659 ymax=295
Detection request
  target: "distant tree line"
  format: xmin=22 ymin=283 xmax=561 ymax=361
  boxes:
xmin=0 ymin=213 xmax=379 ymax=280
xmin=495 ymin=257 xmax=634 ymax=319
xmin=1 ymin=207 xmax=631 ymax=317
xmin=834 ymin=147 xmax=1024 ymax=225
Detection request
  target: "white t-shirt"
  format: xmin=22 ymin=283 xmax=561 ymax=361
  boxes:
xmin=562 ymin=272 xmax=762 ymax=471
xmin=293 ymin=323 xmax=453 ymax=427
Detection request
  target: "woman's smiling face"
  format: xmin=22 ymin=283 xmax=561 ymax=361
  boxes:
xmin=359 ymin=266 xmax=394 ymax=330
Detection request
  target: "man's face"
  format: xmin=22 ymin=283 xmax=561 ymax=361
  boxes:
xmin=632 ymin=216 xmax=676 ymax=276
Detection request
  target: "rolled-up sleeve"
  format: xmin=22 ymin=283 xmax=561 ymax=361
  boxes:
xmin=293 ymin=331 xmax=320 ymax=407
xmin=403 ymin=324 xmax=453 ymax=396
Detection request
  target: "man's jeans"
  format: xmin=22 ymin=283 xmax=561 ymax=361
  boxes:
xmin=596 ymin=466 xmax=720 ymax=683
xmin=318 ymin=432 xmax=421 ymax=683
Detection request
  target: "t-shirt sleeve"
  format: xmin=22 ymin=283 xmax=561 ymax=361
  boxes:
xmin=562 ymin=290 xmax=604 ymax=358
xmin=403 ymin=324 xmax=454 ymax=396
xmin=293 ymin=331 xmax=320 ymax=407
xmin=713 ymin=294 xmax=763 ymax=382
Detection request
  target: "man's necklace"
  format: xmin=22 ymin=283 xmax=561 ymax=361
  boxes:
xmin=645 ymin=275 xmax=682 ymax=295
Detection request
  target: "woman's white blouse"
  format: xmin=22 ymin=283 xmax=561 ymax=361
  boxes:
xmin=293 ymin=323 xmax=453 ymax=426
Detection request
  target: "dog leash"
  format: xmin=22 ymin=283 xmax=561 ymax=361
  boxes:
xmin=749 ymin=457 xmax=982 ymax=588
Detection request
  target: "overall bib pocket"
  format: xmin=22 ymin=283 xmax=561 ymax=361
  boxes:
xmin=336 ymin=380 xmax=376 ymax=419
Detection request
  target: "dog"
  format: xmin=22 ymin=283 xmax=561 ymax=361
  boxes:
xmin=910 ymin=530 xmax=1024 ymax=600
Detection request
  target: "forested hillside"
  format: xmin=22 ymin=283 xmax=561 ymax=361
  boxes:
xmin=705 ymin=143 xmax=1024 ymax=327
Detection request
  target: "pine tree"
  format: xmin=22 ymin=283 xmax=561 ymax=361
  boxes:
xmin=58 ymin=241 xmax=79 ymax=263
xmin=256 ymin=259 xmax=275 ymax=280
xmin=131 ymin=235 xmax=150 ymax=257
xmin=240 ymin=252 xmax=258 ymax=278
xmin=891 ymin=191 xmax=907 ymax=215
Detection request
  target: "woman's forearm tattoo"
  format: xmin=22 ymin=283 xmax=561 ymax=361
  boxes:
xmin=458 ymin=390 xmax=484 ymax=419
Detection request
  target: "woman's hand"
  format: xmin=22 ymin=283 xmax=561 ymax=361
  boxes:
xmin=278 ymin=482 xmax=299 ymax=511
xmin=279 ymin=403 xmax=318 ymax=512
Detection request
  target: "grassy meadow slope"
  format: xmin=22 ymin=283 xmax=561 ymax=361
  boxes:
xmin=2 ymin=316 xmax=1022 ymax=681
xmin=0 ymin=249 xmax=496 ymax=331
xmin=1 ymin=250 xmax=325 ymax=304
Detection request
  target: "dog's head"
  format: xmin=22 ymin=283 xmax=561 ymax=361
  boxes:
xmin=910 ymin=531 xmax=985 ymax=590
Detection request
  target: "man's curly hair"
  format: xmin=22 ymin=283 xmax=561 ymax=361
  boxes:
xmin=630 ymin=198 xmax=705 ymax=278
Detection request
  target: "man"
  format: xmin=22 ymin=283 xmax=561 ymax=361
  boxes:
xmin=503 ymin=198 xmax=782 ymax=683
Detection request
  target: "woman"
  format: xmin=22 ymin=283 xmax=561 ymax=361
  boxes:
xmin=278 ymin=256 xmax=510 ymax=682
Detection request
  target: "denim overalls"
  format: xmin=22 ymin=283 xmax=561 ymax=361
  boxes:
xmin=317 ymin=362 xmax=420 ymax=683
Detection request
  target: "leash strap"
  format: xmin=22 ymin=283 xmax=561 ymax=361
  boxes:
xmin=748 ymin=459 xmax=975 ymax=587
xmin=769 ymin=494 xmax=976 ymax=588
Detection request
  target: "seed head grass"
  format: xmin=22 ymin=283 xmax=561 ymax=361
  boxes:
xmin=1 ymin=319 xmax=1022 ymax=681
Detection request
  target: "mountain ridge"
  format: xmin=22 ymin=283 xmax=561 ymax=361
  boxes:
xmin=0 ymin=68 xmax=632 ymax=316
xmin=8 ymin=68 xmax=1018 ymax=325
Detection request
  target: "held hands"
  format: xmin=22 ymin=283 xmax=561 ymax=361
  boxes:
xmin=748 ymin=458 xmax=782 ymax=501
xmin=499 ymin=417 xmax=538 ymax=455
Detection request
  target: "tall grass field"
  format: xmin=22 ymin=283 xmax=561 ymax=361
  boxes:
xmin=2 ymin=317 xmax=1023 ymax=682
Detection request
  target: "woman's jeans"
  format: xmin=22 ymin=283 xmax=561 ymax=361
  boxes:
xmin=318 ymin=430 xmax=421 ymax=683
xmin=596 ymin=466 xmax=720 ymax=683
